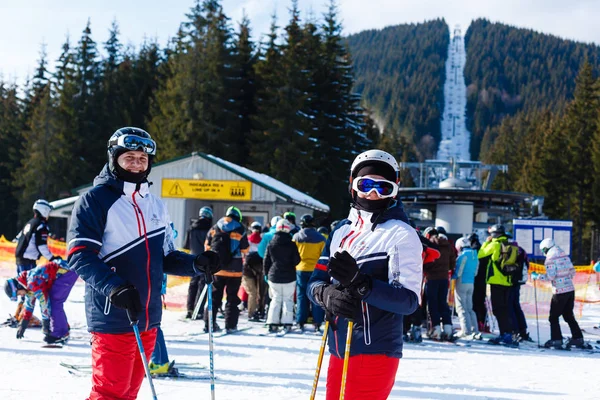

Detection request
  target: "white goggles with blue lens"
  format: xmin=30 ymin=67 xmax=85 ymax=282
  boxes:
xmin=352 ymin=176 xmax=398 ymax=198
xmin=110 ymin=135 xmax=157 ymax=155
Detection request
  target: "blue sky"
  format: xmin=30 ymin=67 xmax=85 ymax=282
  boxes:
xmin=1 ymin=0 xmax=600 ymax=83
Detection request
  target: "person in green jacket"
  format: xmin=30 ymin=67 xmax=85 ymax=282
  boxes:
xmin=477 ymin=224 xmax=517 ymax=345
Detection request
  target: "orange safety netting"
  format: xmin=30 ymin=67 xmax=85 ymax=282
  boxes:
xmin=0 ymin=235 xmax=68 ymax=264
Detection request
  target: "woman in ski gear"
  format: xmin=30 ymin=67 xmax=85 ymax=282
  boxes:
xmin=67 ymin=127 xmax=220 ymax=400
xmin=264 ymin=219 xmax=301 ymax=333
xmin=534 ymin=238 xmax=585 ymax=349
xmin=424 ymin=232 xmax=456 ymax=339
xmin=452 ymin=237 xmax=479 ymax=338
xmin=4 ymin=259 xmax=77 ymax=343
xmin=308 ymin=149 xmax=423 ymax=400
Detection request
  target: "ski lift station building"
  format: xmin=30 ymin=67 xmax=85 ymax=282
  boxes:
xmin=48 ymin=152 xmax=330 ymax=247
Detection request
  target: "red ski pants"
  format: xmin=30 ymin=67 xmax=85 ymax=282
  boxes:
xmin=326 ymin=353 xmax=399 ymax=400
xmin=88 ymin=328 xmax=157 ymax=400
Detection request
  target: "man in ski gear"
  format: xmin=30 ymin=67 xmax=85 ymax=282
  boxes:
xmin=183 ymin=206 xmax=213 ymax=319
xmin=469 ymin=233 xmax=489 ymax=332
xmin=4 ymin=259 xmax=77 ymax=343
xmin=533 ymin=238 xmax=585 ymax=349
xmin=478 ymin=225 xmax=518 ymax=345
xmin=14 ymin=199 xmax=62 ymax=273
xmin=293 ymin=214 xmax=326 ymax=331
xmin=204 ymin=206 xmax=250 ymax=333
xmin=452 ymin=237 xmax=479 ymax=338
xmin=424 ymin=232 xmax=456 ymax=340
xmin=264 ymin=219 xmax=301 ymax=333
xmin=508 ymin=240 xmax=532 ymax=342
xmin=67 ymin=127 xmax=221 ymax=400
xmin=308 ymin=149 xmax=423 ymax=400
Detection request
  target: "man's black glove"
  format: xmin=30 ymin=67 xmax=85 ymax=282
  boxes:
xmin=109 ymin=284 xmax=143 ymax=323
xmin=328 ymin=251 xmax=372 ymax=298
xmin=42 ymin=319 xmax=50 ymax=336
xmin=194 ymin=251 xmax=221 ymax=275
xmin=314 ymin=284 xmax=361 ymax=320
xmin=16 ymin=318 xmax=30 ymax=339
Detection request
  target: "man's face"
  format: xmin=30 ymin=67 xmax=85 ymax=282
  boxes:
xmin=117 ymin=151 xmax=148 ymax=173
xmin=16 ymin=289 xmax=27 ymax=297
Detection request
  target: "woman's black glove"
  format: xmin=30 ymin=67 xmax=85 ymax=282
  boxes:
xmin=313 ymin=284 xmax=360 ymax=320
xmin=109 ymin=284 xmax=142 ymax=323
xmin=328 ymin=251 xmax=372 ymax=298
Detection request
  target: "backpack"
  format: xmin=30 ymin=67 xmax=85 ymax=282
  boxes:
xmin=210 ymin=229 xmax=234 ymax=267
xmin=513 ymin=247 xmax=529 ymax=285
xmin=498 ymin=242 xmax=519 ymax=278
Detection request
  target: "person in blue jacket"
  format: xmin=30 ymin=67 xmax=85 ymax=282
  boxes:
xmin=452 ymin=237 xmax=480 ymax=339
xmin=67 ymin=127 xmax=220 ymax=400
xmin=308 ymin=149 xmax=423 ymax=400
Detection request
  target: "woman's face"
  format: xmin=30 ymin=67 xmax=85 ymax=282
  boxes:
xmin=356 ymin=174 xmax=387 ymax=200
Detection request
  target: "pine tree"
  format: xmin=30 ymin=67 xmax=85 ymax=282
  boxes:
xmin=0 ymin=82 xmax=24 ymax=237
xmin=231 ymin=13 xmax=257 ymax=165
xmin=563 ymin=60 xmax=598 ymax=263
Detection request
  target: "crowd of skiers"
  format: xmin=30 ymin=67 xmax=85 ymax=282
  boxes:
xmin=0 ymin=127 xmax=592 ymax=399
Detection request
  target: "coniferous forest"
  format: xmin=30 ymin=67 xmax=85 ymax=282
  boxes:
xmin=0 ymin=0 xmax=376 ymax=237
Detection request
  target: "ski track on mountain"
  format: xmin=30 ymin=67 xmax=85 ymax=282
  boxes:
xmin=438 ymin=26 xmax=471 ymax=162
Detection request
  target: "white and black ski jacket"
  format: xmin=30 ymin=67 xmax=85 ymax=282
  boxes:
xmin=308 ymin=202 xmax=423 ymax=359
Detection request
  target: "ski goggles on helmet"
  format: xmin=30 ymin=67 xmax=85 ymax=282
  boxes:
xmin=109 ymin=135 xmax=157 ymax=155
xmin=352 ymin=176 xmax=398 ymax=198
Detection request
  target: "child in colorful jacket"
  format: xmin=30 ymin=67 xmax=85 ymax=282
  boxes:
xmin=3 ymin=259 xmax=78 ymax=344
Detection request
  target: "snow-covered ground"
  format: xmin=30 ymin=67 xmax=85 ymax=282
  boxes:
xmin=2 ymin=275 xmax=600 ymax=399
xmin=438 ymin=26 xmax=471 ymax=162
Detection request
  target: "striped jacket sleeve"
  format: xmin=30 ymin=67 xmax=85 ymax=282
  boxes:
xmin=67 ymin=192 xmax=125 ymax=297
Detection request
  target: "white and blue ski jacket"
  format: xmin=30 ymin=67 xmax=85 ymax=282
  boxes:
xmin=67 ymin=166 xmax=199 ymax=333
xmin=308 ymin=202 xmax=423 ymax=359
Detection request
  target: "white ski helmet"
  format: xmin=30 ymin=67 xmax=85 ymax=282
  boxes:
xmin=33 ymin=199 xmax=52 ymax=219
xmin=276 ymin=219 xmax=294 ymax=234
xmin=270 ymin=215 xmax=282 ymax=227
xmin=455 ymin=236 xmax=471 ymax=252
xmin=540 ymin=238 xmax=555 ymax=254
xmin=350 ymin=150 xmax=399 ymax=181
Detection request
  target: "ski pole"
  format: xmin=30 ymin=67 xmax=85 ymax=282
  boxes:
xmin=533 ymin=278 xmax=540 ymax=348
xmin=339 ymin=320 xmax=353 ymax=400
xmin=128 ymin=311 xmax=158 ymax=400
xmin=206 ymin=273 xmax=216 ymax=400
xmin=191 ymin=283 xmax=209 ymax=320
xmin=310 ymin=320 xmax=329 ymax=400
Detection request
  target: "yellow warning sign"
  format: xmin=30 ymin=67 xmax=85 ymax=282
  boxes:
xmin=162 ymin=179 xmax=252 ymax=201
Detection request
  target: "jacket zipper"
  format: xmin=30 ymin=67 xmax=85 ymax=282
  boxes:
xmin=132 ymin=191 xmax=152 ymax=331
xmin=104 ymin=266 xmax=117 ymax=315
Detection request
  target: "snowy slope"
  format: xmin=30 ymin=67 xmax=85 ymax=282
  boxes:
xmin=438 ymin=26 xmax=471 ymax=161
xmin=1 ymin=277 xmax=600 ymax=399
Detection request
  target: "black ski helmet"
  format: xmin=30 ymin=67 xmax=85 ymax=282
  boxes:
xmin=489 ymin=224 xmax=506 ymax=238
xmin=300 ymin=214 xmax=314 ymax=228
xmin=107 ymin=127 xmax=156 ymax=183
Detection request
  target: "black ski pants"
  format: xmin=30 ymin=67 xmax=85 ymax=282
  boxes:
xmin=549 ymin=291 xmax=583 ymax=340
xmin=490 ymin=284 xmax=512 ymax=335
xmin=186 ymin=275 xmax=206 ymax=315
xmin=204 ymin=275 xmax=242 ymax=330
xmin=473 ymin=257 xmax=489 ymax=325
